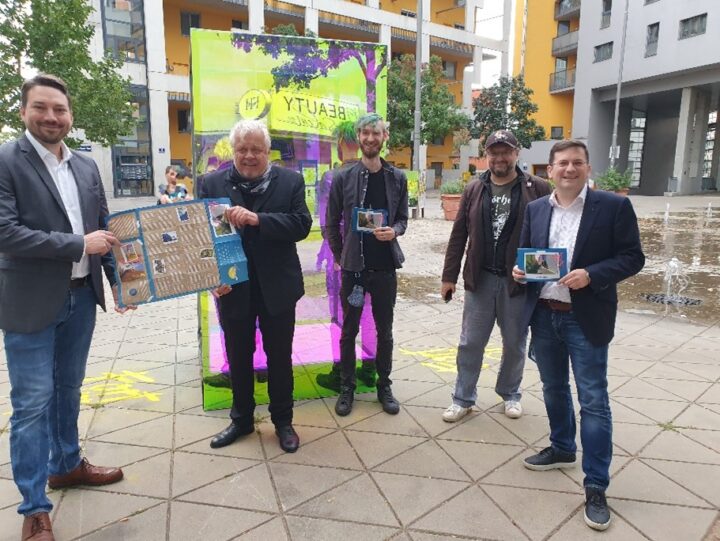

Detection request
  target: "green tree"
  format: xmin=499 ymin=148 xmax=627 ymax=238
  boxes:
xmin=0 ymin=0 xmax=135 ymax=147
xmin=387 ymin=54 xmax=469 ymax=155
xmin=471 ymin=75 xmax=545 ymax=153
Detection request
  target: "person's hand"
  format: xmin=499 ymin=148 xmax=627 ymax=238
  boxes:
xmin=85 ymin=230 xmax=119 ymax=255
xmin=226 ymin=206 xmax=259 ymax=227
xmin=159 ymin=195 xmax=171 ymax=205
xmin=211 ymin=284 xmax=233 ymax=298
xmin=185 ymin=194 xmax=194 ymax=201
xmin=440 ymin=282 xmax=456 ymax=299
xmin=512 ymin=265 xmax=527 ymax=284
xmin=559 ymin=268 xmax=590 ymax=290
xmin=333 ymin=262 xmax=341 ymax=272
xmin=373 ymin=226 xmax=395 ymax=242
xmin=111 ymin=284 xmax=137 ymax=314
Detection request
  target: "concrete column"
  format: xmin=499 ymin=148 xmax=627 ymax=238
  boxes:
xmin=379 ymin=24 xmax=391 ymax=67
xmin=674 ymin=87 xmax=710 ymax=194
xmin=464 ymin=0 xmax=476 ymax=32
xmin=500 ymin=0 xmax=513 ymax=76
xmin=305 ymin=7 xmax=319 ymax=35
xmin=248 ymin=0 xmax=264 ymax=34
xmin=460 ymin=47 xmax=483 ymax=173
xmin=366 ymin=0 xmax=379 ymax=8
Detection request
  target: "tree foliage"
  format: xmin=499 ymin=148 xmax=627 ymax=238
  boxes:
xmin=387 ymin=54 xmax=469 ymax=151
xmin=0 ymin=0 xmax=135 ymax=147
xmin=232 ymin=33 xmax=386 ymax=113
xmin=471 ymin=75 xmax=545 ymax=153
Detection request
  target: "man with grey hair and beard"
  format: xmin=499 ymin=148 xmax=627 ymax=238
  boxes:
xmin=200 ymin=120 xmax=312 ymax=453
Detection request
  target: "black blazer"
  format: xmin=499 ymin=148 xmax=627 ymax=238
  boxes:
xmin=520 ymin=188 xmax=645 ymax=346
xmin=199 ymin=165 xmax=312 ymax=317
xmin=0 ymin=135 xmax=115 ymax=334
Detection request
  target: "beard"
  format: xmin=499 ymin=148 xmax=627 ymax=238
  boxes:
xmin=31 ymin=124 xmax=69 ymax=145
xmin=489 ymin=162 xmax=514 ymax=178
xmin=360 ymin=142 xmax=382 ymax=159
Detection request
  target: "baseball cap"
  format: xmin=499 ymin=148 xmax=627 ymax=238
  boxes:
xmin=485 ymin=130 xmax=519 ymax=150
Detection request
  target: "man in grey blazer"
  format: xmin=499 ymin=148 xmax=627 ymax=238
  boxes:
xmin=0 ymin=74 xmax=130 ymax=541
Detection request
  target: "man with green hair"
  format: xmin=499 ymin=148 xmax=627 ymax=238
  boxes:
xmin=326 ymin=113 xmax=409 ymax=416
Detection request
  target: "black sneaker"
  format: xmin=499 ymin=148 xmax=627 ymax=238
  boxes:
xmin=335 ymin=388 xmax=354 ymax=416
xmin=377 ymin=386 xmax=400 ymax=415
xmin=523 ymin=446 xmax=576 ymax=471
xmin=584 ymin=487 xmax=611 ymax=531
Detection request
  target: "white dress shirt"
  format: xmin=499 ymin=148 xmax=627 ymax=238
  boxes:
xmin=539 ymin=185 xmax=587 ymax=303
xmin=25 ymin=131 xmax=89 ymax=278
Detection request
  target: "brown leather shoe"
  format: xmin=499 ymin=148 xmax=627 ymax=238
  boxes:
xmin=21 ymin=512 xmax=54 ymax=540
xmin=47 ymin=458 xmax=123 ymax=489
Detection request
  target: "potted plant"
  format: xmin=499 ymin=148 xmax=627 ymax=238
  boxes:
xmin=595 ymin=167 xmax=632 ymax=195
xmin=440 ymin=180 xmax=464 ymax=221
xmin=333 ymin=120 xmax=359 ymax=162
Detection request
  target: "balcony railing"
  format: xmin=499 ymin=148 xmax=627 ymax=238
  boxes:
xmin=319 ymin=11 xmax=380 ymax=34
xmin=552 ymin=30 xmax=578 ymax=56
xmin=555 ymin=0 xmax=581 ymax=20
xmin=549 ymin=68 xmax=576 ymax=92
xmin=266 ymin=0 xmax=304 ymax=18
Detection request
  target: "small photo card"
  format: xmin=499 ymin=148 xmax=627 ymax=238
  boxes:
xmin=162 ymin=230 xmax=178 ymax=244
xmin=352 ymin=207 xmax=388 ymax=234
xmin=208 ymin=202 xmax=236 ymax=237
xmin=120 ymin=242 xmax=140 ymax=263
xmin=176 ymin=207 xmax=190 ymax=222
xmin=517 ymin=248 xmax=568 ymax=281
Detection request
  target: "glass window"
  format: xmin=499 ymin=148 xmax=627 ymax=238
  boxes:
xmin=645 ymin=22 xmax=659 ymax=57
xmin=101 ymin=0 xmax=146 ymax=63
xmin=551 ymin=126 xmax=563 ymax=140
xmin=232 ymin=19 xmax=247 ymax=30
xmin=181 ymin=12 xmax=201 ymax=37
xmin=627 ymin=110 xmax=647 ymax=188
xmin=177 ymin=109 xmax=190 ymax=133
xmin=432 ymin=135 xmax=445 ymax=146
xmin=645 ymin=0 xmax=660 ymax=4
xmin=557 ymin=21 xmax=570 ymax=36
xmin=555 ymin=57 xmax=568 ymax=71
xmin=113 ymin=85 xmax=153 ymax=197
xmin=594 ymin=42 xmax=613 ymax=62
xmin=704 ymin=111 xmax=716 ymax=177
xmin=601 ymin=0 xmax=612 ymax=28
xmin=442 ymin=60 xmax=457 ymax=79
xmin=679 ymin=14 xmax=707 ymax=40
xmin=401 ymin=9 xmax=416 ymax=18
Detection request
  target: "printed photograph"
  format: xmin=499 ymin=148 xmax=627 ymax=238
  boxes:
xmin=524 ymin=251 xmax=561 ymax=279
xmin=118 ymin=259 xmax=146 ymax=283
xmin=153 ymin=259 xmax=166 ymax=274
xmin=356 ymin=209 xmax=385 ymax=232
xmin=208 ymin=203 xmax=235 ymax=237
xmin=120 ymin=242 xmax=140 ymax=263
xmin=162 ymin=231 xmax=178 ymax=244
xmin=200 ymin=248 xmax=214 ymax=259
xmin=176 ymin=207 xmax=190 ymax=222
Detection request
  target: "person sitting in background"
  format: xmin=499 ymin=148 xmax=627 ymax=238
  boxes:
xmin=158 ymin=165 xmax=192 ymax=204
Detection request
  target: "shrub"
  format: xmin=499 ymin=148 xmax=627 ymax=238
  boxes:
xmin=440 ymin=180 xmax=464 ymax=195
xmin=595 ymin=168 xmax=632 ymax=191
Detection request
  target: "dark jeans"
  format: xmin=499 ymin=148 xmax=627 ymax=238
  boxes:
xmin=219 ymin=292 xmax=295 ymax=428
xmin=339 ymin=269 xmax=396 ymax=390
xmin=529 ymin=305 xmax=612 ymax=490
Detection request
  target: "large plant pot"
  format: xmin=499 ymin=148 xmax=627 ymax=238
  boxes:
xmin=441 ymin=194 xmax=462 ymax=221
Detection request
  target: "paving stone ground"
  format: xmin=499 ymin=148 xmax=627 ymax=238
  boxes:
xmin=1 ymin=192 xmax=719 ymax=540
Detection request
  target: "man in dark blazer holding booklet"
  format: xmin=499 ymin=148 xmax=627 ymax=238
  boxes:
xmin=512 ymin=139 xmax=644 ymax=532
xmin=0 ymin=74 xmax=128 ymax=541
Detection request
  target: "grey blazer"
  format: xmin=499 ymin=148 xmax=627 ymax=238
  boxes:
xmin=0 ymin=135 xmax=115 ymax=334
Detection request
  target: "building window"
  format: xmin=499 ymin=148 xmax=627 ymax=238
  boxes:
xmin=557 ymin=21 xmax=570 ymax=36
xmin=432 ymin=136 xmax=445 ymax=146
xmin=679 ymin=14 xmax=707 ymax=40
xmin=442 ymin=60 xmax=457 ymax=79
xmin=454 ymin=23 xmax=465 ymax=30
xmin=550 ymin=126 xmax=564 ymax=140
xmin=180 ymin=12 xmax=200 ymax=37
xmin=601 ymin=0 xmax=612 ymax=28
xmin=113 ymin=85 xmax=153 ymax=197
xmin=101 ymin=0 xmax=146 ymax=63
xmin=177 ymin=109 xmax=190 ymax=133
xmin=645 ymin=23 xmax=659 ymax=56
xmin=400 ymin=9 xmax=416 ymax=18
xmin=628 ymin=110 xmax=647 ymax=188
xmin=231 ymin=19 xmax=247 ymax=30
xmin=594 ymin=42 xmax=613 ymax=62
xmin=645 ymin=0 xmax=660 ymax=4
xmin=704 ymin=111 xmax=716 ymax=178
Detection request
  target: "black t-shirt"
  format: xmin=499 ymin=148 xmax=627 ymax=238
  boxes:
xmin=361 ymin=170 xmax=394 ymax=270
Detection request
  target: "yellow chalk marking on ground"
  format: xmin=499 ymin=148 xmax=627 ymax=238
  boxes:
xmin=81 ymin=370 xmax=161 ymax=407
xmin=400 ymin=345 xmax=499 ymax=374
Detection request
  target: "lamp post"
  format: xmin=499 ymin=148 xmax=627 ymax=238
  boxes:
xmin=609 ymin=0 xmax=629 ymax=169
xmin=412 ymin=0 xmax=423 ymax=172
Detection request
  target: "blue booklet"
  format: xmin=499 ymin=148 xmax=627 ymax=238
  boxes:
xmin=107 ymin=199 xmax=248 ymax=307
xmin=351 ymin=207 xmax=389 ymax=234
xmin=517 ymin=248 xmax=568 ymax=281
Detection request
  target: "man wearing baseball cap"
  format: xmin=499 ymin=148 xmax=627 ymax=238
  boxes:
xmin=441 ymin=129 xmax=551 ymax=422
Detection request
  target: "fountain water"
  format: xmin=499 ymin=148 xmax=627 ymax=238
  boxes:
xmin=642 ymin=257 xmax=702 ymax=309
xmin=663 ymin=202 xmax=671 ymax=224
xmin=707 ymin=202 xmax=713 ymax=218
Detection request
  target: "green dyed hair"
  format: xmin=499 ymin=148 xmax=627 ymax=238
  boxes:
xmin=355 ymin=113 xmax=388 ymax=134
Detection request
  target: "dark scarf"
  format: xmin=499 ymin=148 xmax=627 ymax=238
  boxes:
xmin=229 ymin=165 xmax=272 ymax=195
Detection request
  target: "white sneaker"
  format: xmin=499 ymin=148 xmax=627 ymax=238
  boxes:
xmin=442 ymin=403 xmax=470 ymax=422
xmin=504 ymin=400 xmax=523 ymax=419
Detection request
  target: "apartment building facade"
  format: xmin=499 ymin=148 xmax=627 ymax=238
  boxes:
xmin=87 ymin=0 xmax=505 ymax=197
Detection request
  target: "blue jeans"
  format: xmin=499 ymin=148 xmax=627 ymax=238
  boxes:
xmin=453 ymin=272 xmax=528 ymax=406
xmin=529 ymin=304 xmax=612 ymax=490
xmin=4 ymin=285 xmax=96 ymax=516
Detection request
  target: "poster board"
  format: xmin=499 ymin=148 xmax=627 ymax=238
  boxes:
xmin=107 ymin=199 xmax=248 ymax=307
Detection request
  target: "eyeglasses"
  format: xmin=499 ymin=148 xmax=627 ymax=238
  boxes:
xmin=487 ymin=149 xmax=515 ymax=159
xmin=551 ymin=160 xmax=588 ymax=169
xmin=235 ymin=147 xmax=267 ymax=156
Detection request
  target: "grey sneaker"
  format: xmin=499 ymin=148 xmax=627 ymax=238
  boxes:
xmin=523 ymin=446 xmax=577 ymax=471
xmin=584 ymin=487 xmax=611 ymax=531
xmin=442 ymin=403 xmax=470 ymax=422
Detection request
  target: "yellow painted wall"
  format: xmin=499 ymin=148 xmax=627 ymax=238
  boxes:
xmin=512 ymin=0 xmax=575 ymax=139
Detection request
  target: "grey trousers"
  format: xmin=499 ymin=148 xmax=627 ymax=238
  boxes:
xmin=452 ymin=271 xmax=528 ymax=406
